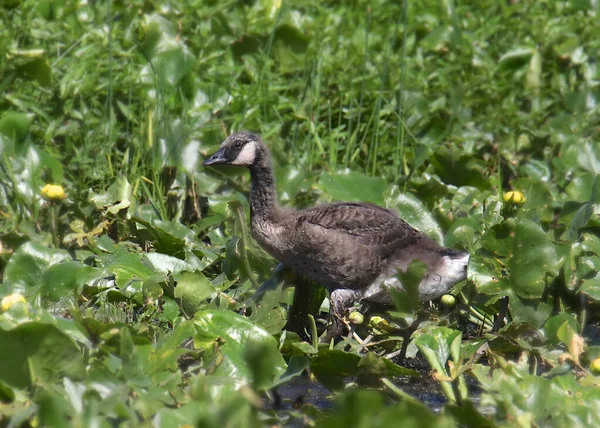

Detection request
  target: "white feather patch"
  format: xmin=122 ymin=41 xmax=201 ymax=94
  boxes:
xmin=231 ymin=141 xmax=257 ymax=165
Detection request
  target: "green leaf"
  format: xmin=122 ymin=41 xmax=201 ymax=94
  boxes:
xmin=562 ymin=140 xmax=600 ymax=174
xmin=508 ymin=291 xmax=552 ymax=329
xmin=18 ymin=57 xmax=53 ymax=86
xmin=544 ymin=313 xmax=579 ymax=346
xmin=272 ymin=24 xmax=310 ymax=73
xmin=566 ymin=172 xmax=598 ymax=202
xmin=390 ymin=259 xmax=427 ymax=313
xmin=420 ymin=25 xmax=452 ymax=52
xmin=144 ymin=252 xmax=192 ymax=276
xmin=272 ymin=355 xmax=310 ymax=388
xmin=564 ymin=174 xmax=600 ymax=240
xmin=310 ymin=349 xmax=362 ymax=390
xmin=89 ymin=176 xmax=132 ymax=214
xmin=481 ymin=219 xmax=516 ymax=258
xmin=525 ymin=50 xmax=542 ymax=94
xmin=311 ymin=349 xmax=416 ymax=391
xmin=0 ymin=322 xmax=85 ymax=389
xmin=105 ymin=253 xmax=156 ymax=288
xmin=173 ymin=271 xmax=216 ymax=315
xmin=415 ymin=328 xmax=461 ymax=376
xmin=509 ymin=219 xmax=558 ymax=298
xmin=318 ymin=390 xmax=453 ymax=428
xmin=0 ymin=111 xmax=32 ymax=145
xmin=580 ymin=273 xmax=600 ymax=301
xmin=498 ymin=47 xmax=534 ymax=67
xmin=192 ymin=310 xmax=286 ymax=390
xmin=385 ymin=187 xmax=443 ymax=243
xmin=319 ymin=170 xmax=388 ymax=206
xmin=415 ymin=327 xmax=466 ymax=402
xmin=35 ymin=388 xmax=71 ymax=427
xmin=467 ymin=252 xmax=508 ymax=296
xmin=3 ymin=242 xmax=71 ymax=296
xmin=41 ymin=261 xmax=100 ymax=302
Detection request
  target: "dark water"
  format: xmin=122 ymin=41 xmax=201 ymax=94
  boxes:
xmin=266 ymin=355 xmax=483 ymax=417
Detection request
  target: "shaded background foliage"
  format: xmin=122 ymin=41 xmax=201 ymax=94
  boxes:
xmin=1 ymin=0 xmax=600 ymax=426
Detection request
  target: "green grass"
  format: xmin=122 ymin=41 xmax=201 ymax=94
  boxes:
xmin=1 ymin=0 xmax=600 ymax=426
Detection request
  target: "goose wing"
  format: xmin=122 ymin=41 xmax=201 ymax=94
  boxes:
xmin=295 ymin=202 xmax=423 ymax=259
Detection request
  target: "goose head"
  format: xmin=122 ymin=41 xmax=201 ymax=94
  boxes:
xmin=203 ymin=131 xmax=262 ymax=167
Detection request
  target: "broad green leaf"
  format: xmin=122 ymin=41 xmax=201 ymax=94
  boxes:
xmin=509 ymin=219 xmax=558 ymax=298
xmin=35 ymin=388 xmax=71 ymax=427
xmin=309 ymin=349 xmax=362 ymax=390
xmin=525 ymin=50 xmax=542 ymax=94
xmin=3 ymin=242 xmax=71 ymax=296
xmin=415 ymin=328 xmax=461 ymax=376
xmin=192 ymin=310 xmax=286 ymax=390
xmin=580 ymin=273 xmax=600 ymax=301
xmin=144 ymin=253 xmax=192 ymax=276
xmin=415 ymin=327 xmax=467 ymax=402
xmin=544 ymin=313 xmax=579 ymax=346
xmin=0 ymin=111 xmax=32 ymax=145
xmin=481 ymin=219 xmax=516 ymax=258
xmin=272 ymin=355 xmax=310 ymax=388
xmin=18 ymin=57 xmax=53 ymax=86
xmin=564 ymin=175 xmax=600 ymax=240
xmin=0 ymin=322 xmax=85 ymax=389
xmin=467 ymin=252 xmax=508 ymax=296
xmin=105 ymin=253 xmax=156 ymax=288
xmin=318 ymin=390 xmax=454 ymax=428
xmin=498 ymin=47 xmax=534 ymax=67
xmin=173 ymin=271 xmax=216 ymax=315
xmin=566 ymin=172 xmax=598 ymax=202
xmin=385 ymin=186 xmax=443 ymax=243
xmin=420 ymin=25 xmax=452 ymax=52
xmin=557 ymin=321 xmax=585 ymax=366
xmin=390 ymin=259 xmax=427 ymax=313
xmin=89 ymin=176 xmax=132 ymax=214
xmin=41 ymin=261 xmax=101 ymax=302
xmin=311 ymin=349 xmax=417 ymax=391
xmin=319 ymin=170 xmax=387 ymax=206
xmin=272 ymin=24 xmax=310 ymax=73
xmin=508 ymin=291 xmax=552 ymax=329
xmin=562 ymin=140 xmax=600 ymax=174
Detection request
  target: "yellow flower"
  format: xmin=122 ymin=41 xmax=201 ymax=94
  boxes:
xmin=41 ymin=184 xmax=66 ymax=201
xmin=1 ymin=293 xmax=26 ymax=312
xmin=503 ymin=190 xmax=526 ymax=205
xmin=591 ymin=358 xmax=600 ymax=375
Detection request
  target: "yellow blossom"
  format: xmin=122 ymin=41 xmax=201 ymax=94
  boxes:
xmin=1 ymin=293 xmax=26 ymax=312
xmin=41 ymin=184 xmax=66 ymax=201
xmin=503 ymin=190 xmax=526 ymax=205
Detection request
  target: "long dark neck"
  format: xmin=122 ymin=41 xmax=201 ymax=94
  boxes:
xmin=248 ymin=149 xmax=279 ymax=221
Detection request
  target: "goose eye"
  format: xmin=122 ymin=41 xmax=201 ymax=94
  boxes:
xmin=234 ymin=141 xmax=242 ymax=148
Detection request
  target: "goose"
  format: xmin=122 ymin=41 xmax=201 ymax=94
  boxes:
xmin=203 ymin=131 xmax=469 ymax=339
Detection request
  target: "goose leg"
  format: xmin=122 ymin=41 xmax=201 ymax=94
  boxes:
xmin=323 ymin=289 xmax=357 ymax=342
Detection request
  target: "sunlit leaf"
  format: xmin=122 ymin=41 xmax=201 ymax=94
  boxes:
xmin=319 ymin=170 xmax=387 ymax=206
xmin=173 ymin=271 xmax=216 ymax=315
xmin=192 ymin=310 xmax=286 ymax=390
xmin=3 ymin=242 xmax=71 ymax=296
xmin=0 ymin=322 xmax=85 ymax=389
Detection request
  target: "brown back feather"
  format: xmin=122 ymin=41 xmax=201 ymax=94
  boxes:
xmin=295 ymin=202 xmax=425 ymax=259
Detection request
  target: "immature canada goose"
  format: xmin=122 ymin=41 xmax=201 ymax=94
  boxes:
xmin=204 ymin=131 xmax=469 ymax=339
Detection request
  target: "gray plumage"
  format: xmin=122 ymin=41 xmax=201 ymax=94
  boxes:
xmin=204 ymin=132 xmax=469 ymax=338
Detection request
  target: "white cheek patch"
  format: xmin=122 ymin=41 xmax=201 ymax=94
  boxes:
xmin=232 ymin=140 xmax=257 ymax=165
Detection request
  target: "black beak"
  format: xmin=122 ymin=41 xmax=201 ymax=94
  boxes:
xmin=203 ymin=149 xmax=227 ymax=166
